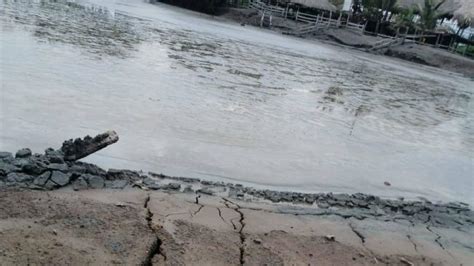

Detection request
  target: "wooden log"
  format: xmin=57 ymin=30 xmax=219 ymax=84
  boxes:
xmin=61 ymin=130 xmax=119 ymax=161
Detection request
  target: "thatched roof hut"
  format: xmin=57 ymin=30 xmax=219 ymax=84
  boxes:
xmin=453 ymin=0 xmax=474 ymax=26
xmin=395 ymin=0 xmax=460 ymax=14
xmin=396 ymin=0 xmax=473 ymax=26
xmin=290 ymin=0 xmax=337 ymax=11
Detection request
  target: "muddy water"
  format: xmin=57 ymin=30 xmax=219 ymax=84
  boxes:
xmin=1 ymin=0 xmax=473 ymax=203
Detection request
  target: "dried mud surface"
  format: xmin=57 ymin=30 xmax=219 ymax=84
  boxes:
xmin=1 ymin=189 xmax=473 ymax=265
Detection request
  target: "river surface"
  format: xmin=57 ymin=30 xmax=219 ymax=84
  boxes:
xmin=1 ymin=0 xmax=473 ymax=204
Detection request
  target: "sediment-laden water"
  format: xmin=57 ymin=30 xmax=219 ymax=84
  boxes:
xmin=1 ymin=0 xmax=473 ymax=203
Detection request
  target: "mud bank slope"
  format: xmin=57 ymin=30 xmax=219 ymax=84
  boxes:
xmin=1 ymin=135 xmax=473 ymax=265
xmin=221 ymin=8 xmax=474 ymax=77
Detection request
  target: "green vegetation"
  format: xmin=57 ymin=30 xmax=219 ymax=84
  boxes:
xmin=415 ymin=0 xmax=447 ymax=30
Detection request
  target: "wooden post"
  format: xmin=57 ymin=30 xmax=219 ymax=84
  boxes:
xmin=295 ymin=7 xmax=299 ymax=22
xmin=284 ymin=3 xmax=289 ymax=19
xmin=327 ymin=11 xmax=332 ymax=28
xmin=435 ymin=33 xmax=441 ymax=47
xmin=337 ymin=13 xmax=342 ymax=27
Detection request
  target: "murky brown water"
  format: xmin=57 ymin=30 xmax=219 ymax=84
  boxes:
xmin=1 ymin=0 xmax=473 ymax=203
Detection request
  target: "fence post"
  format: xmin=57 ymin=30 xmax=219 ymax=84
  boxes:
xmin=327 ymin=11 xmax=332 ymax=28
xmin=295 ymin=8 xmax=299 ymax=22
xmin=435 ymin=34 xmax=441 ymax=47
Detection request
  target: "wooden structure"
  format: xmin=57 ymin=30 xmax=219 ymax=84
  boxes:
xmin=248 ymin=0 xmax=366 ymax=36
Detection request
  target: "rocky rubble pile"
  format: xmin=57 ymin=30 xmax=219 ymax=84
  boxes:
xmin=0 ymin=147 xmax=131 ymax=190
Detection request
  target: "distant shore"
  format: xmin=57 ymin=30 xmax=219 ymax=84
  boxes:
xmin=220 ymin=8 xmax=474 ymax=77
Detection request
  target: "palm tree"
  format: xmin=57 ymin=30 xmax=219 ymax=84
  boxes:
xmin=393 ymin=7 xmax=416 ymax=36
xmin=416 ymin=0 xmax=447 ymax=30
xmin=362 ymin=0 xmax=398 ymax=33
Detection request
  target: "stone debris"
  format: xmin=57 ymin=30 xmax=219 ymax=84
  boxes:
xmin=61 ymin=130 xmax=119 ymax=161
xmin=325 ymin=235 xmax=336 ymax=241
xmin=15 ymin=148 xmax=32 ymax=158
xmin=400 ymin=257 xmax=414 ymax=266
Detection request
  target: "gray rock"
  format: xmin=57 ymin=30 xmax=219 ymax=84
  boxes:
xmin=0 ymin=152 xmax=13 ymax=159
xmin=0 ymin=161 xmax=19 ymax=177
xmin=163 ymin=183 xmax=181 ymax=190
xmin=318 ymin=203 xmax=330 ymax=209
xmin=175 ymin=176 xmax=200 ymax=183
xmin=50 ymin=171 xmax=71 ymax=187
xmin=45 ymin=148 xmax=64 ymax=158
xmin=147 ymin=183 xmax=161 ymax=190
xmin=33 ymin=171 xmax=51 ymax=186
xmin=183 ymin=185 xmax=194 ymax=193
xmin=22 ymin=161 xmax=46 ymax=176
xmin=305 ymin=196 xmax=315 ymax=204
xmin=84 ymin=174 xmax=105 ymax=189
xmin=73 ymin=162 xmax=106 ymax=177
xmin=197 ymin=188 xmax=214 ymax=195
xmin=15 ymin=148 xmax=32 ymax=158
xmin=47 ymin=163 xmax=69 ymax=172
xmin=268 ymin=194 xmax=281 ymax=203
xmin=106 ymin=180 xmax=129 ymax=189
xmin=73 ymin=177 xmax=88 ymax=191
xmin=12 ymin=158 xmax=30 ymax=168
xmin=69 ymin=164 xmax=87 ymax=174
xmin=6 ymin=172 xmax=33 ymax=183
xmin=48 ymin=155 xmax=65 ymax=164
xmin=143 ymin=177 xmax=157 ymax=186
xmin=44 ymin=180 xmax=58 ymax=190
xmin=44 ymin=147 xmax=55 ymax=155
xmin=106 ymin=169 xmax=140 ymax=181
xmin=229 ymin=188 xmax=244 ymax=198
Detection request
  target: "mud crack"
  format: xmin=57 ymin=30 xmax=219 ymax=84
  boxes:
xmin=426 ymin=225 xmax=455 ymax=259
xmin=406 ymin=234 xmax=418 ymax=252
xmin=223 ymin=198 xmax=246 ymax=265
xmin=349 ymin=223 xmax=366 ymax=244
xmin=142 ymin=194 xmax=166 ymax=266
xmin=192 ymin=195 xmax=204 ymax=217
xmin=217 ymin=207 xmax=228 ymax=225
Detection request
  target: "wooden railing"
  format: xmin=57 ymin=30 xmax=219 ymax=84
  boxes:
xmin=247 ymin=0 xmax=366 ymax=34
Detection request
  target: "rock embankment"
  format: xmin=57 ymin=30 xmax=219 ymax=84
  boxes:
xmin=1 ymin=131 xmax=472 ymax=231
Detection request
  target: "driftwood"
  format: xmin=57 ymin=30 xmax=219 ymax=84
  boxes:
xmin=61 ymin=130 xmax=119 ymax=161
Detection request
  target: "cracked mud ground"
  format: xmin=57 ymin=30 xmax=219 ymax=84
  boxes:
xmin=1 ymin=189 xmax=473 ymax=265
